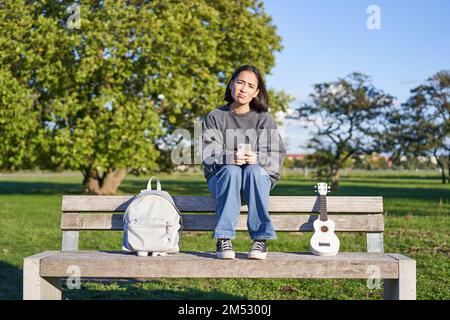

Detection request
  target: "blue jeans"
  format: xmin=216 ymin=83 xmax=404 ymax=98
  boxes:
xmin=207 ymin=164 xmax=277 ymax=240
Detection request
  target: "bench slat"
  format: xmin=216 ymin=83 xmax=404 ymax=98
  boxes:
xmin=62 ymin=195 xmax=383 ymax=213
xmin=39 ymin=251 xmax=399 ymax=279
xmin=61 ymin=213 xmax=384 ymax=232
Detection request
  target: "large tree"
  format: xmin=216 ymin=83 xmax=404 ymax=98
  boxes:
xmin=0 ymin=68 xmax=42 ymax=170
xmin=381 ymin=70 xmax=449 ymax=183
xmin=291 ymin=72 xmax=394 ymax=188
xmin=0 ymin=0 xmax=287 ymax=194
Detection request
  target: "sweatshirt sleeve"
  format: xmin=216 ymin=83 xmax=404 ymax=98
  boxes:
xmin=201 ymin=113 xmax=233 ymax=168
xmin=256 ymin=114 xmax=286 ymax=189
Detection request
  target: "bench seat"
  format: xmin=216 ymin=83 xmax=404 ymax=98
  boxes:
xmin=34 ymin=251 xmax=403 ymax=279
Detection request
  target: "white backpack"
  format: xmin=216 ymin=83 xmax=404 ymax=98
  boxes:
xmin=122 ymin=176 xmax=182 ymax=256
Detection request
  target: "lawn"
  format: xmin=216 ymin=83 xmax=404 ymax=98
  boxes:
xmin=0 ymin=169 xmax=448 ymax=300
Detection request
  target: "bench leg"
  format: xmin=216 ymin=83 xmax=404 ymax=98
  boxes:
xmin=384 ymin=255 xmax=416 ymax=300
xmin=62 ymin=231 xmax=79 ymax=251
xmin=23 ymin=252 xmax=62 ymax=300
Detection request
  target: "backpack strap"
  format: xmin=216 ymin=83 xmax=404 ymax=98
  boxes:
xmin=147 ymin=176 xmax=162 ymax=191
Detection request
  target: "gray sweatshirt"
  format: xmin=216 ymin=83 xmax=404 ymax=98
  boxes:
xmin=202 ymin=103 xmax=286 ymax=190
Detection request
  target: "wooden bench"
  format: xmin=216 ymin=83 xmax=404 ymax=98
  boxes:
xmin=23 ymin=195 xmax=416 ymax=300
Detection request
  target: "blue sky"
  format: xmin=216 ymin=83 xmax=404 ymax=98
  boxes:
xmin=262 ymin=0 xmax=450 ymax=153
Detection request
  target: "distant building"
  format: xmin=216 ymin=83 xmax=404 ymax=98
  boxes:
xmin=286 ymin=154 xmax=305 ymax=160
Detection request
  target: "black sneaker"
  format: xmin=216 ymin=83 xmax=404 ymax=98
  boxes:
xmin=248 ymin=240 xmax=268 ymax=260
xmin=216 ymin=238 xmax=235 ymax=259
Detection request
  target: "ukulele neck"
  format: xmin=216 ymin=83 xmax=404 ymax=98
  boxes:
xmin=319 ymin=195 xmax=328 ymax=222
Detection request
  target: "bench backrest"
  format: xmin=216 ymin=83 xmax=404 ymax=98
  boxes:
xmin=60 ymin=195 xmax=385 ymax=253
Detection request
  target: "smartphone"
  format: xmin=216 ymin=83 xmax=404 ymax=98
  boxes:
xmin=237 ymin=143 xmax=252 ymax=155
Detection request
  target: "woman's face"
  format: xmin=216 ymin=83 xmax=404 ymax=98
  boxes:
xmin=230 ymin=71 xmax=260 ymax=105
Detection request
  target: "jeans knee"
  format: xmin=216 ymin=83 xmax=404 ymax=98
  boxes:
xmin=243 ymin=164 xmax=266 ymax=178
xmin=220 ymin=165 xmax=242 ymax=178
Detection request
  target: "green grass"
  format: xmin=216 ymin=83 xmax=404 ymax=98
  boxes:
xmin=0 ymin=170 xmax=448 ymax=300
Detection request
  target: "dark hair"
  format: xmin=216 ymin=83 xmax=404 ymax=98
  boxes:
xmin=224 ymin=65 xmax=270 ymax=112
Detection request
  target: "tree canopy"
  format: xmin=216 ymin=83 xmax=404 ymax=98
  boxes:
xmin=382 ymin=70 xmax=450 ymax=183
xmin=0 ymin=0 xmax=289 ymax=193
xmin=291 ymin=72 xmax=394 ymax=187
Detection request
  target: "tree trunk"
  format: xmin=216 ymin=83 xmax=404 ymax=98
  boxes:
xmin=82 ymin=168 xmax=128 ymax=195
xmin=433 ymin=150 xmax=446 ymax=184
xmin=330 ymin=165 xmax=340 ymax=190
xmin=448 ymin=152 xmax=450 ymax=182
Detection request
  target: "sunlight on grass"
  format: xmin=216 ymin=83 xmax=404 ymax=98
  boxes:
xmin=0 ymin=170 xmax=448 ymax=300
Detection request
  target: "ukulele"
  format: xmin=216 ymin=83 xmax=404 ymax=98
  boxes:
xmin=310 ymin=182 xmax=340 ymax=256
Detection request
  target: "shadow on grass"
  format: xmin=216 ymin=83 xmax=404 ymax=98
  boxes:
xmin=339 ymin=178 xmax=447 ymax=185
xmin=119 ymin=179 xmax=209 ymax=196
xmin=0 ymin=260 xmax=23 ymax=300
xmin=63 ymin=279 xmax=246 ymax=300
xmin=0 ymin=181 xmax=83 ymax=195
xmin=342 ymin=175 xmax=444 ymax=180
xmin=121 ymin=177 xmax=450 ymax=202
xmin=271 ymin=182 xmax=450 ymax=201
xmin=2 ymin=178 xmax=449 ymax=202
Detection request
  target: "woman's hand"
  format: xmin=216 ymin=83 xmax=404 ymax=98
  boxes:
xmin=232 ymin=151 xmax=257 ymax=165
xmin=244 ymin=151 xmax=257 ymax=165
xmin=232 ymin=151 xmax=246 ymax=165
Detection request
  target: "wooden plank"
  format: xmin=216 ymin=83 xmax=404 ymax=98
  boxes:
xmin=384 ymin=254 xmax=416 ymax=300
xmin=40 ymin=251 xmax=399 ymax=279
xmin=60 ymin=212 xmax=384 ymax=232
xmin=62 ymin=195 xmax=384 ymax=213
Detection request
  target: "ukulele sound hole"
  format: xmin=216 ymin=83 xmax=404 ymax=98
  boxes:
xmin=321 ymin=226 xmax=329 ymax=232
